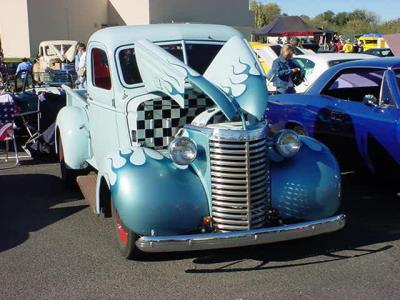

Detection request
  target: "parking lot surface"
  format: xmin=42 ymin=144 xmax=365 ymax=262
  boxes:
xmin=1 ymin=161 xmax=400 ymax=299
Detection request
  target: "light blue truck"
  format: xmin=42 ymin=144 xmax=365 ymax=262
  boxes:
xmin=56 ymin=24 xmax=345 ymax=259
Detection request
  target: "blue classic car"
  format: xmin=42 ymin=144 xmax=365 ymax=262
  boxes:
xmin=266 ymin=57 xmax=400 ymax=174
xmin=56 ymin=24 xmax=345 ymax=259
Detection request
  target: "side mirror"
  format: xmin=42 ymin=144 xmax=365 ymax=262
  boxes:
xmin=362 ymin=94 xmax=378 ymax=107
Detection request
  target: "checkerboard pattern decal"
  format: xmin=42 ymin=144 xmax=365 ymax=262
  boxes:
xmin=135 ymin=91 xmax=215 ymax=149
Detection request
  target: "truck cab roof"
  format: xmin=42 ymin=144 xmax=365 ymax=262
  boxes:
xmin=89 ymin=24 xmax=242 ymax=50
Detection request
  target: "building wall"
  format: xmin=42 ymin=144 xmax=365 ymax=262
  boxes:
xmin=108 ymin=0 xmax=149 ymax=26
xmin=148 ymin=0 xmax=253 ymax=37
xmin=0 ymin=0 xmax=31 ymax=58
xmin=27 ymin=0 xmax=108 ymax=57
xmin=0 ymin=0 xmax=253 ymax=58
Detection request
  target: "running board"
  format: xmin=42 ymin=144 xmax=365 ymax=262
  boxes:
xmin=77 ymin=175 xmax=97 ymax=211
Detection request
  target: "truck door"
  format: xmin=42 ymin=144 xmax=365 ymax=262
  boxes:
xmin=86 ymin=43 xmax=119 ymax=165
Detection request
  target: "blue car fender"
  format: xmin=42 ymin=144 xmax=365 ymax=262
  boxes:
xmin=270 ymin=136 xmax=341 ymax=220
xmin=101 ymin=147 xmax=209 ymax=236
xmin=56 ymin=106 xmax=90 ymax=169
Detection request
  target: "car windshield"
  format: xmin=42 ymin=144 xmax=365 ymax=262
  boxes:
xmin=119 ymin=43 xmax=184 ymax=85
xmin=118 ymin=42 xmax=223 ymax=86
xmin=185 ymin=43 xmax=223 ymax=74
xmin=394 ymin=70 xmax=400 ymax=90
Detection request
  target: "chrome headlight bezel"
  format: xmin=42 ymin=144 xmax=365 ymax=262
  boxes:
xmin=274 ymin=129 xmax=302 ymax=158
xmin=168 ymin=136 xmax=197 ymax=165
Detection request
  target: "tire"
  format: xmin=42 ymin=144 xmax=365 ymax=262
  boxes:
xmin=292 ymin=125 xmax=307 ymax=136
xmin=111 ymin=200 xmax=143 ymax=260
xmin=58 ymin=136 xmax=88 ymax=189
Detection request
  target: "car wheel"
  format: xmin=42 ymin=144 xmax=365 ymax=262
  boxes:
xmin=292 ymin=125 xmax=307 ymax=136
xmin=58 ymin=137 xmax=87 ymax=189
xmin=112 ymin=200 xmax=143 ymax=260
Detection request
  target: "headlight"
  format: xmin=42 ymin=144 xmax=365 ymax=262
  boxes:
xmin=168 ymin=137 xmax=197 ymax=165
xmin=275 ymin=130 xmax=301 ymax=158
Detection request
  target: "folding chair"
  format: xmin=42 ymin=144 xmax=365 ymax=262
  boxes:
xmin=0 ymin=96 xmax=19 ymax=167
xmin=12 ymin=71 xmax=42 ymax=154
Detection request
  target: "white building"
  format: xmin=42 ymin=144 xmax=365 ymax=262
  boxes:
xmin=0 ymin=0 xmax=253 ymax=58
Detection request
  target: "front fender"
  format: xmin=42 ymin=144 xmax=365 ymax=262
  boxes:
xmin=56 ymin=106 xmax=90 ymax=169
xmin=102 ymin=147 xmax=209 ymax=236
xmin=271 ymin=136 xmax=341 ymax=220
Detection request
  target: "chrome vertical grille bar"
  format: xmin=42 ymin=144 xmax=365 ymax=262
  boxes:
xmin=209 ymin=134 xmax=270 ymax=232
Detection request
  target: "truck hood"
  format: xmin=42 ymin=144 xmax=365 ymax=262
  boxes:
xmin=135 ymin=37 xmax=268 ymax=121
xmin=41 ymin=41 xmax=78 ymax=62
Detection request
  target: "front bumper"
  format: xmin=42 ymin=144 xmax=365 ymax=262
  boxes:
xmin=136 ymin=214 xmax=346 ymax=253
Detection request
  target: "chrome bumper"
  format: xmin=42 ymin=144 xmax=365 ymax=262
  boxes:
xmin=136 ymin=214 xmax=346 ymax=253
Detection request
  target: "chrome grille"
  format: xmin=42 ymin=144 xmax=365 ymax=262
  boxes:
xmin=210 ymin=136 xmax=270 ymax=231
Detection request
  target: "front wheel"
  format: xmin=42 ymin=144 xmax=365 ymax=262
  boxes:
xmin=112 ymin=201 xmax=143 ymax=259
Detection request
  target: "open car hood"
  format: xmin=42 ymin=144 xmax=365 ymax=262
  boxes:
xmin=42 ymin=41 xmax=78 ymax=62
xmin=135 ymin=36 xmax=268 ymax=121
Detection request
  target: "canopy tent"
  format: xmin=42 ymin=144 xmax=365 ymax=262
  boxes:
xmin=252 ymin=16 xmax=322 ymax=37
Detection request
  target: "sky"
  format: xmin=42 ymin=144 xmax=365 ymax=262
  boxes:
xmin=260 ymin=0 xmax=400 ymax=22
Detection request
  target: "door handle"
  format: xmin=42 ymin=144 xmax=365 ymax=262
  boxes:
xmin=331 ymin=111 xmax=343 ymax=122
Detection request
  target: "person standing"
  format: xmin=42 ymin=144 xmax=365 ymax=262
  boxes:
xmin=77 ymin=43 xmax=87 ymax=89
xmin=267 ymin=44 xmax=301 ymax=94
xmin=15 ymin=58 xmax=32 ymax=76
xmin=343 ymin=39 xmax=354 ymax=53
xmin=336 ymin=40 xmax=343 ymax=52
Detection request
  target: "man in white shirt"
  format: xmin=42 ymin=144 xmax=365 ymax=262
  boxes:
xmin=77 ymin=43 xmax=87 ymax=89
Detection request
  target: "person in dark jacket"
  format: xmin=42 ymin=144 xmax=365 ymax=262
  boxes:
xmin=267 ymin=44 xmax=301 ymax=94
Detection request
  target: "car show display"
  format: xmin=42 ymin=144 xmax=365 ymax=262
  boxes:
xmin=32 ymin=40 xmax=78 ymax=87
xmin=266 ymin=57 xmax=400 ymax=174
xmin=55 ymin=24 xmax=345 ymax=259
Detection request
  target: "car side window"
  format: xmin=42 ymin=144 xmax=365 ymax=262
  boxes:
xmin=293 ymin=58 xmax=315 ymax=77
xmin=322 ymin=68 xmax=385 ymax=102
xmin=92 ymin=48 xmax=112 ymax=90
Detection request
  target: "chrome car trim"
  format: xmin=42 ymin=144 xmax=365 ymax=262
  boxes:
xmin=136 ymin=214 xmax=346 ymax=253
xmin=185 ymin=124 xmax=267 ymax=141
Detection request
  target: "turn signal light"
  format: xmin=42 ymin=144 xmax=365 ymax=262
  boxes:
xmin=202 ymin=216 xmax=213 ymax=226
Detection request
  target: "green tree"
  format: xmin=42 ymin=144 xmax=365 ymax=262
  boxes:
xmin=334 ymin=12 xmax=349 ymax=27
xmin=250 ymin=1 xmax=281 ymax=28
xmin=378 ymin=19 xmax=400 ymax=34
xmin=341 ymin=19 xmax=375 ymax=35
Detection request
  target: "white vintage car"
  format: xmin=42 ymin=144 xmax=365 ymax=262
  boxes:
xmin=32 ymin=40 xmax=78 ymax=86
xmin=268 ymin=53 xmax=374 ymax=93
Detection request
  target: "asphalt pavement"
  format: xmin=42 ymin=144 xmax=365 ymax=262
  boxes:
xmin=1 ymin=160 xmax=400 ymax=299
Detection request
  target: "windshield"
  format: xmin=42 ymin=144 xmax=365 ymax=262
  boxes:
xmin=394 ymin=70 xmax=400 ymax=90
xmin=118 ymin=42 xmax=223 ymax=86
xmin=185 ymin=43 xmax=223 ymax=74
xmin=53 ymin=44 xmax=73 ymax=55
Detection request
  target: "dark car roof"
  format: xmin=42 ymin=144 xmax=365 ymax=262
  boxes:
xmin=307 ymin=57 xmax=400 ymax=95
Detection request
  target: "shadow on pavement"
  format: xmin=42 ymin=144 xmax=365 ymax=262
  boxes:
xmin=138 ymin=173 xmax=400 ymax=271
xmin=0 ymin=174 xmax=86 ymax=253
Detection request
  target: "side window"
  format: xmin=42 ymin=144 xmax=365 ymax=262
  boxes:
xmin=119 ymin=48 xmax=142 ymax=85
xmin=293 ymin=58 xmax=315 ymax=77
xmin=92 ymin=48 xmax=111 ymax=90
xmin=322 ymin=68 xmax=385 ymax=102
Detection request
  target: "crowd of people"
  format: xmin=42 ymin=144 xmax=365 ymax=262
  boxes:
xmin=328 ymin=34 xmax=364 ymax=53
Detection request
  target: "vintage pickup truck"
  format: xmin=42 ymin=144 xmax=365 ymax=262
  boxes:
xmin=56 ymin=24 xmax=345 ymax=259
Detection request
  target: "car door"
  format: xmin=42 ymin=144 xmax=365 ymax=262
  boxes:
xmin=86 ymin=43 xmax=119 ymax=166
xmin=362 ymin=69 xmax=400 ymax=174
xmin=316 ymin=67 xmax=386 ymax=170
